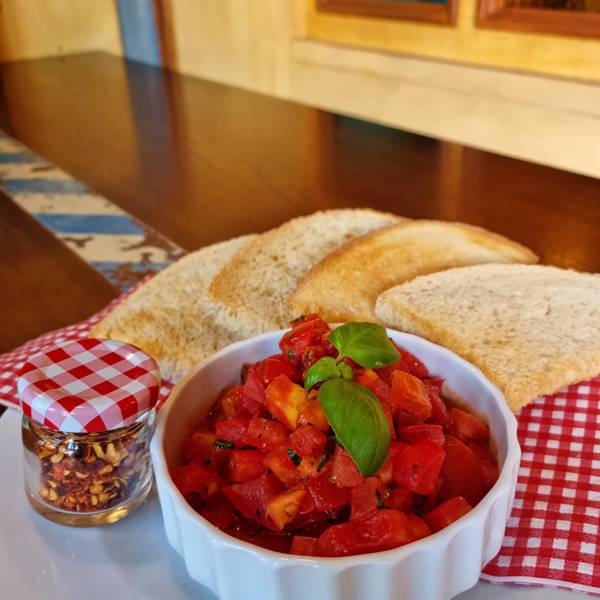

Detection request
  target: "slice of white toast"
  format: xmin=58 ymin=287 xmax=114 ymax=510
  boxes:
xmin=90 ymin=235 xmax=255 ymax=382
xmin=207 ymin=209 xmax=405 ymax=339
xmin=375 ymin=264 xmax=600 ymax=412
xmin=289 ymin=221 xmax=537 ymax=323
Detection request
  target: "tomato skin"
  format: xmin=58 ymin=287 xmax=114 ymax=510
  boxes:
xmin=307 ymin=473 xmax=351 ymax=512
xmin=398 ymin=424 xmax=445 ymax=447
xmin=256 ymin=354 xmax=300 ymax=385
xmin=390 ymin=371 xmax=432 ymax=420
xmin=425 ymin=496 xmax=472 ymax=533
xmin=289 ymin=425 xmax=328 ymax=458
xmin=199 ymin=494 xmax=236 ymax=530
xmin=440 ymin=435 xmax=484 ymax=506
xmin=263 ymin=445 xmax=303 ymax=487
xmin=227 ymin=450 xmax=268 ymax=482
xmin=468 ymin=442 xmax=499 ymax=492
xmin=424 ymin=380 xmax=450 ymax=426
xmin=290 ymin=535 xmax=318 ymax=556
xmin=240 ymin=368 xmax=266 ymax=415
xmin=394 ymin=440 xmax=446 ymax=496
xmin=330 ymin=445 xmax=363 ymax=488
xmin=384 ymin=486 xmax=413 ymax=512
xmin=245 ymin=416 xmax=288 ymax=452
xmin=171 ymin=463 xmax=220 ymax=498
xmin=449 ymin=408 xmax=489 ymax=443
xmin=215 ymin=417 xmax=250 ymax=448
xmin=316 ymin=509 xmax=413 ymax=557
xmin=222 ymin=473 xmax=283 ymax=530
xmin=376 ymin=441 xmax=407 ymax=484
xmin=407 ymin=514 xmax=431 ymax=541
xmin=350 ymin=477 xmax=385 ymax=521
xmin=397 ymin=348 xmax=429 ymax=378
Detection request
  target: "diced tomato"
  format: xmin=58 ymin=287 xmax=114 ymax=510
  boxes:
xmin=265 ymin=374 xmax=306 ymax=430
xmin=289 ymin=425 xmax=328 ymax=458
xmin=398 ymin=424 xmax=445 ymax=447
xmin=263 ymin=445 xmax=303 ymax=486
xmin=307 ymin=474 xmax=351 ymax=512
xmin=290 ymin=535 xmax=318 ymax=556
xmin=240 ymin=368 xmax=266 ymax=415
xmin=395 ymin=410 xmax=421 ymax=429
xmin=297 ymin=390 xmax=330 ymax=432
xmin=330 ymin=445 xmax=363 ymax=488
xmin=440 ymin=435 xmax=484 ymax=506
xmin=421 ymin=476 xmax=443 ymax=513
xmin=229 ymin=516 xmax=292 ymax=552
xmin=407 ymin=514 xmax=431 ymax=541
xmin=266 ymin=487 xmax=307 ymax=530
xmin=425 ymin=496 xmax=472 ymax=533
xmin=217 ymin=385 xmax=243 ymax=419
xmin=297 ymin=456 xmax=322 ymax=478
xmin=468 ymin=442 xmax=499 ymax=492
xmin=355 ymin=368 xmax=379 ymax=388
xmin=256 ymin=354 xmax=300 ymax=385
xmin=215 ymin=417 xmax=250 ymax=448
xmin=394 ymin=440 xmax=445 ymax=495
xmin=449 ymin=408 xmax=489 ymax=443
xmin=316 ymin=509 xmax=412 ymax=557
xmin=279 ymin=315 xmax=331 ymax=360
xmin=384 ymin=486 xmax=413 ymax=512
xmin=171 ymin=463 xmax=220 ymax=498
xmin=199 ymin=494 xmax=236 ymax=530
xmin=355 ymin=370 xmax=395 ymax=437
xmin=397 ymin=348 xmax=429 ymax=378
xmin=300 ymin=345 xmax=330 ymax=375
xmin=227 ymin=450 xmax=268 ymax=482
xmin=376 ymin=441 xmax=407 ymax=484
xmin=245 ymin=416 xmax=288 ymax=452
xmin=424 ymin=380 xmax=450 ymax=426
xmin=390 ymin=371 xmax=432 ymax=420
xmin=223 ymin=473 xmax=283 ymax=530
xmin=350 ymin=477 xmax=384 ymax=521
xmin=183 ymin=428 xmax=217 ymax=467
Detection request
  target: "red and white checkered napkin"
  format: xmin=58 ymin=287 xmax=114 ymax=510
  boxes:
xmin=18 ymin=338 xmax=161 ymax=432
xmin=0 ymin=291 xmax=599 ymax=594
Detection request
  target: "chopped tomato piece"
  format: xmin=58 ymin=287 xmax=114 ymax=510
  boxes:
xmin=390 ymin=371 xmax=432 ymax=420
xmin=384 ymin=486 xmax=413 ymax=512
xmin=300 ymin=345 xmax=330 ymax=375
xmin=229 ymin=516 xmax=292 ymax=552
xmin=330 ymin=445 xmax=363 ymax=488
xmin=289 ymin=425 xmax=328 ymax=458
xmin=425 ymin=496 xmax=472 ymax=533
xmin=227 ymin=450 xmax=268 ymax=482
xmin=394 ymin=440 xmax=445 ymax=496
xmin=398 ymin=424 xmax=445 ymax=447
xmin=217 ymin=385 xmax=243 ymax=419
xmin=440 ymin=435 xmax=484 ymax=506
xmin=215 ymin=417 xmax=250 ymax=448
xmin=355 ymin=368 xmax=379 ymax=388
xmin=222 ymin=473 xmax=283 ymax=530
xmin=397 ymin=348 xmax=429 ymax=378
xmin=199 ymin=494 xmax=236 ymax=530
xmin=266 ymin=487 xmax=307 ymax=530
xmin=279 ymin=315 xmax=331 ymax=360
xmin=171 ymin=463 xmax=220 ymax=498
xmin=316 ymin=510 xmax=412 ymax=557
xmin=449 ymin=408 xmax=489 ymax=443
xmin=290 ymin=535 xmax=318 ymax=556
xmin=265 ymin=374 xmax=306 ymax=430
xmin=407 ymin=514 xmax=431 ymax=541
xmin=183 ymin=428 xmax=217 ymax=467
xmin=240 ymin=368 xmax=266 ymax=414
xmin=245 ymin=416 xmax=288 ymax=452
xmin=421 ymin=477 xmax=443 ymax=513
xmin=350 ymin=477 xmax=384 ymax=521
xmin=256 ymin=354 xmax=300 ymax=385
xmin=297 ymin=390 xmax=330 ymax=432
xmin=263 ymin=445 xmax=303 ymax=486
xmin=424 ymin=380 xmax=450 ymax=426
xmin=307 ymin=473 xmax=351 ymax=512
xmin=376 ymin=440 xmax=407 ymax=484
xmin=468 ymin=442 xmax=499 ymax=492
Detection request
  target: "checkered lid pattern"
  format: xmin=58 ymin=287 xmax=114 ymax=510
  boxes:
xmin=17 ymin=338 xmax=161 ymax=433
xmin=0 ymin=283 xmax=598 ymax=594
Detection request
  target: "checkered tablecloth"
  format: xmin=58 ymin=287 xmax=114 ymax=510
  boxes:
xmin=0 ymin=290 xmax=598 ymax=595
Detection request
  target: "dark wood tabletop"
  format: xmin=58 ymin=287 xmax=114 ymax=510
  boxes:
xmin=1 ymin=51 xmax=599 ymax=355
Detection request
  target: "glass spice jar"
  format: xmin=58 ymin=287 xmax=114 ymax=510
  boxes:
xmin=18 ymin=338 xmax=161 ymax=527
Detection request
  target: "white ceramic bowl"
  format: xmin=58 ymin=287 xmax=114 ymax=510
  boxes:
xmin=151 ymin=329 xmax=520 ymax=600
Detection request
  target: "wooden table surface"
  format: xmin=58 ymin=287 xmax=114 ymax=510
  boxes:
xmin=0 ymin=51 xmax=599 ymax=351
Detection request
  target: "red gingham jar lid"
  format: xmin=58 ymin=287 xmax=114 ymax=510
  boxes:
xmin=17 ymin=338 xmax=161 ymax=433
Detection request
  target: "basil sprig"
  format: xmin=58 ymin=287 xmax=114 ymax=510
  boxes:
xmin=329 ymin=322 xmax=399 ymax=368
xmin=319 ymin=379 xmax=390 ymax=476
xmin=304 ymin=356 xmax=352 ymax=390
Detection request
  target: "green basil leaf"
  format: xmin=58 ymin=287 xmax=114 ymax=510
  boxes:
xmin=329 ymin=322 xmax=400 ymax=369
xmin=304 ymin=356 xmax=342 ymax=390
xmin=318 ymin=379 xmax=390 ymax=476
xmin=337 ymin=362 xmax=354 ymax=380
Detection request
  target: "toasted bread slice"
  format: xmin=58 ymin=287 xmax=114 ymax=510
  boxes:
xmin=207 ymin=209 xmax=405 ymax=339
xmin=375 ymin=264 xmax=600 ymax=412
xmin=90 ymin=235 xmax=256 ymax=382
xmin=289 ymin=221 xmax=537 ymax=322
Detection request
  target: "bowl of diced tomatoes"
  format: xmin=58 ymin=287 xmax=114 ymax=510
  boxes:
xmin=151 ymin=315 xmax=520 ymax=600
